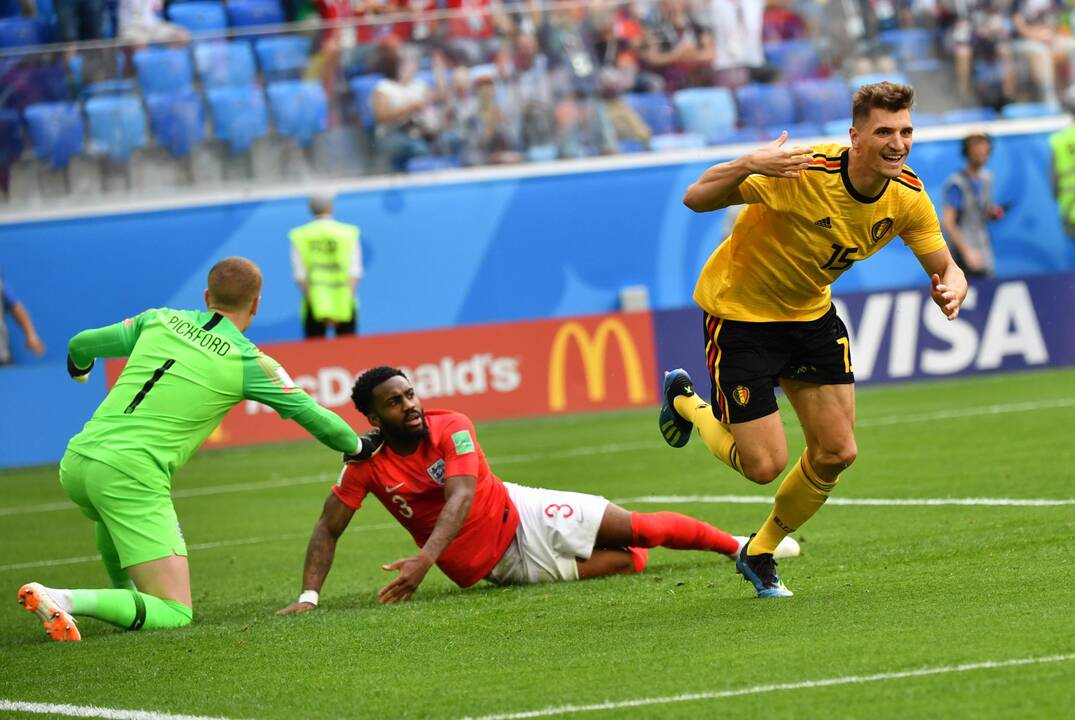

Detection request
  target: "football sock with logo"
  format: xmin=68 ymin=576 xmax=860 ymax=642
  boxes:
xmin=95 ymin=522 xmax=136 ymax=591
xmin=750 ymin=452 xmax=838 ymax=555
xmin=630 ymin=512 xmax=740 ymax=555
xmin=672 ymin=396 xmax=744 ymax=474
xmin=68 ymin=589 xmax=193 ymax=630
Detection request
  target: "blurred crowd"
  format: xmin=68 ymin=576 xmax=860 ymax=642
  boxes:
xmin=3 ymin=0 xmax=1075 ymax=187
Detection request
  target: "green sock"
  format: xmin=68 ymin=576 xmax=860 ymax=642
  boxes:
xmin=94 ymin=522 xmax=135 ymax=591
xmin=69 ymin=589 xmax=193 ymax=631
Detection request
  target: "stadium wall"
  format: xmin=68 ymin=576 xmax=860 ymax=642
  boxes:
xmin=2 ymin=272 xmax=1071 ymax=469
xmin=2 ymin=126 xmax=1074 ymax=369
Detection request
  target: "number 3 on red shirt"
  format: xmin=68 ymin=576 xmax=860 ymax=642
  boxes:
xmin=392 ymin=494 xmax=414 ymax=518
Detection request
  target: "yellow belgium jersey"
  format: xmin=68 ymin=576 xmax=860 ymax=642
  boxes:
xmin=693 ymin=144 xmax=947 ymax=322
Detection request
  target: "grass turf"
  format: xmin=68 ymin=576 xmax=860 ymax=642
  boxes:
xmin=1 ymin=368 xmax=1073 ymax=719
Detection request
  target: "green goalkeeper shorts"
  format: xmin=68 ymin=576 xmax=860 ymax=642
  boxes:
xmin=59 ymin=450 xmax=187 ymax=568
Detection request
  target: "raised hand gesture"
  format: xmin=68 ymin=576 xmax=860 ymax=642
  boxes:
xmin=746 ymin=131 xmax=813 ymax=179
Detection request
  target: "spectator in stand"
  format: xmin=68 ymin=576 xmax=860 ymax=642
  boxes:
xmin=371 ymin=40 xmax=439 ymax=170
xmin=463 ymin=72 xmax=524 ymax=165
xmin=707 ymin=0 xmax=767 ymax=88
xmin=591 ymin=4 xmax=665 ymax=93
xmin=52 ymin=0 xmax=105 ymax=42
xmin=597 ymin=66 xmax=652 ymax=148
xmin=1011 ymin=0 xmax=1075 ymax=106
xmin=640 ymin=0 xmax=713 ymax=92
xmin=0 ymin=269 xmax=45 ymax=366
xmin=496 ymin=29 xmax=557 ymax=150
xmin=535 ymin=1 xmax=602 ymax=99
xmin=941 ymin=131 xmax=1005 ymax=279
xmin=118 ymin=0 xmax=190 ymax=46
xmin=941 ymin=0 xmax=1016 ymax=107
xmin=761 ymin=0 xmax=806 ymax=43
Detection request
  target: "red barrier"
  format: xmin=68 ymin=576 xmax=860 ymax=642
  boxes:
xmin=106 ymin=312 xmax=658 ymax=449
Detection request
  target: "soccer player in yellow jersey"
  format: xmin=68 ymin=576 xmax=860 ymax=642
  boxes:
xmin=658 ymin=82 xmax=968 ymax=598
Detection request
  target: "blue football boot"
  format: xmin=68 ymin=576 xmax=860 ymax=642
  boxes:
xmin=659 ymin=369 xmax=695 ymax=448
xmin=736 ymin=534 xmax=794 ymax=598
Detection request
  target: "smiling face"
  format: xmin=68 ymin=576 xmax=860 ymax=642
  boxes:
xmin=850 ymin=106 xmax=914 ymax=181
xmin=369 ymin=375 xmax=428 ymax=442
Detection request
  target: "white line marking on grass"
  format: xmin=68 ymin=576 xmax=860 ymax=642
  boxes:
xmin=463 ymin=653 xmax=1075 ymax=720
xmin=0 ymin=524 xmax=396 ymax=573
xmin=3 ymin=397 xmax=1071 ymax=517
xmin=0 ymin=700 xmax=237 ymax=720
xmin=615 ymin=495 xmax=1075 ymax=507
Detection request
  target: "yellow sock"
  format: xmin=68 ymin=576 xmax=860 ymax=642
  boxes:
xmin=750 ymin=453 xmax=838 ymax=555
xmin=673 ymin=395 xmax=743 ymax=474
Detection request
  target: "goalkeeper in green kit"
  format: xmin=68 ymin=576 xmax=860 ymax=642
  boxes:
xmin=17 ymin=257 xmax=374 ymax=641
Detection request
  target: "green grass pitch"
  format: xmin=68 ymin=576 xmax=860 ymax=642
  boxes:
xmin=1 ymin=368 xmax=1074 ymax=719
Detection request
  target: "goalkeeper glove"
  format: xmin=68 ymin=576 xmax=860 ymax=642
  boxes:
xmin=67 ymin=355 xmax=94 ymax=384
xmin=344 ymin=429 xmax=383 ymax=464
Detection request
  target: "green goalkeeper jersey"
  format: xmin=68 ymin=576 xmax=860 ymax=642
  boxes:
xmin=66 ymin=308 xmax=358 ymax=485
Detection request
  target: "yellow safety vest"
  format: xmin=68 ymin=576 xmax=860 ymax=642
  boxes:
xmin=289 ymin=218 xmax=359 ymax=323
xmin=1049 ymin=125 xmax=1075 ymax=226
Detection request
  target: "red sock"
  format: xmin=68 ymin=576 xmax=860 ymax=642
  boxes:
xmin=630 ymin=512 xmax=739 ymax=556
xmin=627 ymin=547 xmax=649 ymax=573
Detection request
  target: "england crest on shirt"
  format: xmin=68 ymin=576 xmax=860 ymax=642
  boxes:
xmin=427 ymin=458 xmax=446 ymax=485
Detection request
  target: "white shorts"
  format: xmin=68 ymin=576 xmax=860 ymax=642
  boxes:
xmin=487 ymin=482 xmax=610 ymax=585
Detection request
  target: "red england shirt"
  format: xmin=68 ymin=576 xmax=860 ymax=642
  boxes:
xmin=333 ymin=409 xmax=519 ymax=587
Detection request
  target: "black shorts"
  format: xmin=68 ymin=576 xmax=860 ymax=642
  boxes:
xmin=703 ymin=305 xmax=855 ymax=424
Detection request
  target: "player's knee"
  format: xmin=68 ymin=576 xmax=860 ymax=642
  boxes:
xmin=741 ymin=457 xmax=784 ymax=485
xmin=813 ymin=442 xmax=857 ymax=472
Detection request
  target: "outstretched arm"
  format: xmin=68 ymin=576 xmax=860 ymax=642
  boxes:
xmin=377 ymin=474 xmax=477 ymax=605
xmin=918 ymin=246 xmax=969 ymax=320
xmin=276 ymin=492 xmax=356 ymax=615
xmin=683 ymin=131 xmax=813 ymax=213
xmin=66 ymin=312 xmax=148 ymax=382
xmin=9 ymin=302 xmax=45 ymax=356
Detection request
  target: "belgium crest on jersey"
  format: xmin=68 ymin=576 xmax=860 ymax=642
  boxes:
xmin=871 ymin=218 xmax=894 ymax=244
xmin=732 ymin=385 xmax=751 ymax=407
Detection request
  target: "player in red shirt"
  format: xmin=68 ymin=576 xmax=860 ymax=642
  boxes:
xmin=277 ymin=366 xmax=799 ymax=611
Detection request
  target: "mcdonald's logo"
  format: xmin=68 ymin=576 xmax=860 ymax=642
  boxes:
xmin=548 ymin=318 xmax=649 ymax=411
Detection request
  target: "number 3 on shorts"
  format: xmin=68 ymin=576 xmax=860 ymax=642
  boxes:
xmin=837 ymin=337 xmax=853 ymax=373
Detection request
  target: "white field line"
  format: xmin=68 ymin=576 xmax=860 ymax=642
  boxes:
xmin=0 ymin=700 xmax=236 ymax=720
xmin=614 ymin=495 xmax=1075 ymax=507
xmin=1 ymin=396 xmax=1070 ymax=518
xmin=0 ymin=523 xmax=396 ymax=573
xmin=463 ymin=653 xmax=1075 ymax=720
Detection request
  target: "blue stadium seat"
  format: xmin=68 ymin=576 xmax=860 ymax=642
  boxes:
xmin=254 ymin=35 xmax=311 ymax=80
xmin=624 ymin=93 xmax=677 ymax=135
xmin=878 ymin=28 xmax=941 ymax=72
xmin=194 ymin=41 xmax=256 ymax=87
xmin=145 ymin=92 xmax=205 ymax=158
xmin=85 ymin=95 xmax=148 ymax=162
xmin=0 ymin=0 xmax=21 ymax=18
xmin=649 ymin=133 xmax=707 ymax=151
xmin=941 ymin=107 xmax=997 ymax=123
xmin=266 ymin=80 xmax=327 ymax=146
xmin=849 ymin=72 xmax=910 ymax=90
xmin=405 ymin=155 xmax=462 ymax=173
xmin=23 ymin=101 xmax=84 ymax=168
xmin=760 ymin=121 xmax=822 ymax=140
xmin=82 ymin=79 xmax=138 ymax=98
xmin=1000 ymin=102 xmax=1060 ymax=120
xmin=349 ymin=73 xmax=383 ymax=130
xmin=822 ymin=116 xmax=852 ymax=136
xmin=225 ymin=0 xmax=284 ymax=27
xmin=167 ymin=2 xmax=227 ymax=34
xmin=709 ymin=127 xmax=764 ymax=145
xmin=0 ymin=108 xmax=23 ymax=165
xmin=791 ymin=78 xmax=852 ymax=125
xmin=763 ymin=40 xmax=821 ymax=82
xmin=616 ymin=140 xmax=645 ymax=154
xmin=0 ymin=17 xmax=40 ymax=48
xmin=673 ymin=87 xmax=737 ymax=141
xmin=735 ymin=83 xmax=796 ymax=130
xmin=206 ymin=85 xmax=267 ymax=152
xmin=133 ymin=47 xmax=194 ymax=95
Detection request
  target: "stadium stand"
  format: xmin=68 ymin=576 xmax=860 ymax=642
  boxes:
xmin=735 ymin=83 xmax=796 ymax=132
xmin=225 ymin=0 xmax=285 ymax=28
xmin=167 ymin=2 xmax=228 ymax=34
xmin=266 ymin=81 xmax=328 ymax=146
xmin=673 ymin=87 xmax=737 ymax=142
xmin=194 ymin=41 xmax=257 ymax=87
xmin=206 ymin=84 xmax=268 ymax=153
xmin=145 ymin=92 xmax=206 ymax=157
xmin=85 ymin=95 xmax=148 ymax=163
xmin=134 ymin=47 xmax=195 ymax=95
xmin=23 ymin=101 xmax=82 ymax=168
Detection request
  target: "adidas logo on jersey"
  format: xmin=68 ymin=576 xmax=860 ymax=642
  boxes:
xmin=815 ymin=217 xmax=832 ymax=229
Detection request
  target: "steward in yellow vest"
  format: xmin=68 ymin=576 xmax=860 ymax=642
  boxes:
xmin=1050 ymin=123 xmax=1075 ymax=237
xmin=289 ymin=192 xmax=361 ymax=338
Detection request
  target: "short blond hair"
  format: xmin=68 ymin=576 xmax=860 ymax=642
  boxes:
xmin=207 ymin=257 xmax=262 ymax=311
xmin=852 ymin=82 xmax=914 ymax=126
